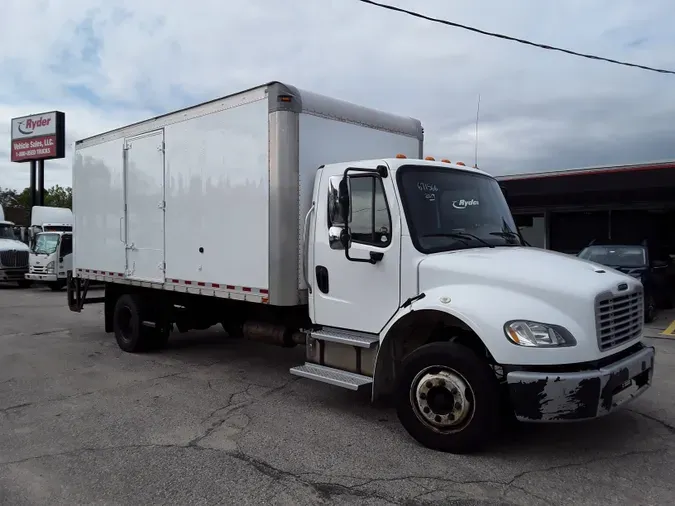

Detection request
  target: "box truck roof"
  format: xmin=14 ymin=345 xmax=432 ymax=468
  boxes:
xmin=31 ymin=206 xmax=74 ymax=227
xmin=74 ymin=81 xmax=424 ymax=149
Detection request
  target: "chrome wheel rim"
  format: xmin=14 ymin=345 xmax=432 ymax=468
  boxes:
xmin=410 ymin=366 xmax=475 ymax=433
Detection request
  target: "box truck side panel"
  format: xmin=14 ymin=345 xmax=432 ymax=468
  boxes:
xmin=72 ymin=138 xmax=126 ymax=276
xmin=296 ymin=114 xmax=422 ymax=290
xmin=163 ymin=96 xmax=270 ymax=290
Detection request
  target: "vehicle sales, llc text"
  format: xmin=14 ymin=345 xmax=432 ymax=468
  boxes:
xmin=12 ymin=137 xmax=55 ymax=158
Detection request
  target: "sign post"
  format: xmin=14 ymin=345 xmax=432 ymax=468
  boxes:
xmin=10 ymin=111 xmax=66 ymax=208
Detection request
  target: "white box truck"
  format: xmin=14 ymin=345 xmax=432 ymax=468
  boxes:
xmin=68 ymin=82 xmax=655 ymax=453
xmin=26 ymin=206 xmax=74 ymax=290
xmin=26 ymin=230 xmax=73 ymax=290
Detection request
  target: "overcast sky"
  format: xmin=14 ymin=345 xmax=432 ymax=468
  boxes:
xmin=1 ymin=0 xmax=674 ymax=190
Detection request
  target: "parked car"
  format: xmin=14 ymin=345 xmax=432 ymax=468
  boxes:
xmin=577 ymin=242 xmax=671 ymax=323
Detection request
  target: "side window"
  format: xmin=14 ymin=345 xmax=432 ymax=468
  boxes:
xmin=349 ymin=176 xmax=391 ymax=246
xmin=60 ymin=234 xmax=73 ymax=256
xmin=326 ymin=174 xmax=392 ymax=247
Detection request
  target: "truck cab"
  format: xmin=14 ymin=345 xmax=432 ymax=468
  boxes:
xmin=0 ymin=205 xmax=31 ymax=286
xmin=26 ymin=231 xmax=73 ymax=290
xmin=292 ymin=156 xmax=654 ymax=452
xmin=0 ymin=216 xmax=31 ymax=287
xmin=28 ymin=206 xmax=73 ymax=249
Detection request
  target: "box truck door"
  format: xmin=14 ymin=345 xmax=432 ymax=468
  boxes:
xmin=310 ymin=165 xmax=401 ymax=334
xmin=123 ymin=130 xmax=166 ymax=283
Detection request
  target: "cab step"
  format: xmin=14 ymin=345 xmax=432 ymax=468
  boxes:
xmin=289 ymin=363 xmax=373 ymax=391
xmin=310 ymin=327 xmax=379 ymax=348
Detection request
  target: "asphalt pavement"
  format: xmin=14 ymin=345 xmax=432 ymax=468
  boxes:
xmin=1 ymin=286 xmax=674 ymax=506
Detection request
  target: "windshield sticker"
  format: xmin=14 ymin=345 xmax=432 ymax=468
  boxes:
xmin=417 ymin=182 xmax=439 ymax=202
xmin=417 ymin=182 xmax=438 ymax=192
xmin=452 ymin=199 xmax=479 ymax=209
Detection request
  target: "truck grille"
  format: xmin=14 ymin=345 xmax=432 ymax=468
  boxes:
xmin=595 ymin=290 xmax=643 ymax=352
xmin=0 ymin=250 xmax=29 ymax=268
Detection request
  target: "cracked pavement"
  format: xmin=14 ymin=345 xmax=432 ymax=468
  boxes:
xmin=1 ymin=287 xmax=675 ymax=505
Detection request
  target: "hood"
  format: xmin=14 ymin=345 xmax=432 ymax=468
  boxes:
xmin=418 ymin=246 xmax=641 ymax=301
xmin=0 ymin=238 xmax=30 ymax=252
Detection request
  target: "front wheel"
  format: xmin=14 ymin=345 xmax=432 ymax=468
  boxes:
xmin=17 ymin=280 xmax=32 ymax=288
xmin=644 ymin=294 xmax=657 ymax=323
xmin=396 ymin=342 xmax=501 ymax=454
xmin=48 ymin=280 xmax=67 ymax=291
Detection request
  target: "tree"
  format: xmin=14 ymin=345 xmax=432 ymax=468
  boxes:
xmin=0 ymin=185 xmax=72 ymax=210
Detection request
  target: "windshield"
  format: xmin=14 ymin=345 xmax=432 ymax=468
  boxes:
xmin=33 ymin=233 xmax=60 ymax=255
xmin=396 ymin=165 xmax=522 ymax=253
xmin=0 ymin=224 xmax=16 ymax=240
xmin=578 ymin=245 xmax=647 ymax=267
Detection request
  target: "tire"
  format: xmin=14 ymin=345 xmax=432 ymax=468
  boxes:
xmin=395 ymin=342 xmax=501 ymax=454
xmin=48 ymin=281 xmax=66 ymax=291
xmin=644 ymin=294 xmax=657 ymax=323
xmin=17 ymin=280 xmax=32 ymax=288
xmin=113 ymin=294 xmax=150 ymax=353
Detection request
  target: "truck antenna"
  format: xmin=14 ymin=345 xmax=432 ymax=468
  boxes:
xmin=474 ymin=93 xmax=481 ymax=168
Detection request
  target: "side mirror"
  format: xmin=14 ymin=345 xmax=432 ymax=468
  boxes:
xmin=338 ymin=177 xmax=350 ymax=225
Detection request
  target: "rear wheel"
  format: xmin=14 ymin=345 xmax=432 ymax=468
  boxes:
xmin=113 ymin=294 xmax=150 ymax=352
xmin=396 ymin=342 xmax=501 ymax=454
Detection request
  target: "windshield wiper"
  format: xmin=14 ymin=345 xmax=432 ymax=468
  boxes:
xmin=489 ymin=231 xmax=529 ymax=246
xmin=422 ymin=232 xmax=494 ymax=248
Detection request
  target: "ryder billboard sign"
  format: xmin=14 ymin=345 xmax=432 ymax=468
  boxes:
xmin=10 ymin=111 xmax=66 ymax=162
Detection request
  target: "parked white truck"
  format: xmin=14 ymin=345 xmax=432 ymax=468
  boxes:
xmin=67 ymin=82 xmax=655 ymax=453
xmin=26 ymin=230 xmax=73 ymax=290
xmin=0 ymin=205 xmax=31 ymax=286
xmin=26 ymin=206 xmax=74 ymax=290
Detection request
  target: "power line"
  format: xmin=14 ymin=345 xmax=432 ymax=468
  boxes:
xmin=357 ymin=0 xmax=675 ymax=75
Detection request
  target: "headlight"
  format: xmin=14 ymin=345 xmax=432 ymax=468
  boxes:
xmin=504 ymin=320 xmax=576 ymax=347
xmin=46 ymin=261 xmax=55 ymax=273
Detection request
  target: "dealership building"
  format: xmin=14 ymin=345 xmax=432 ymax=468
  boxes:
xmin=496 ymin=160 xmax=675 ymax=259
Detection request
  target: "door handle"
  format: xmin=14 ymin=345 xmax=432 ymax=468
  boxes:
xmin=303 ymin=202 xmax=315 ymax=293
xmin=119 ymin=217 xmax=125 ymax=244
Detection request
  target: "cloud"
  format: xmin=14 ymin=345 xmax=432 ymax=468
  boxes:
xmin=1 ymin=0 xmax=674 ymax=189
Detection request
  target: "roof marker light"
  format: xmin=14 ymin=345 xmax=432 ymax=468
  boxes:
xmin=396 ymin=154 xmax=407 ymax=159
xmin=441 ymin=159 xmax=451 ymax=163
xmin=424 ymin=156 xmax=435 ymax=161
xmin=456 ymin=161 xmax=466 ymax=166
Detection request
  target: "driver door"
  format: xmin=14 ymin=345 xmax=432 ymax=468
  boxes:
xmin=310 ymin=163 xmax=401 ymax=334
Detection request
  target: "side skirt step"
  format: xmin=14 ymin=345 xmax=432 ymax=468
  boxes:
xmin=290 ymin=363 xmax=373 ymax=391
xmin=311 ymin=327 xmax=379 ymax=348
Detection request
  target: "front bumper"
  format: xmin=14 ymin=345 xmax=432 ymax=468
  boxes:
xmin=26 ymin=272 xmax=58 ymax=282
xmin=507 ymin=345 xmax=655 ymax=422
xmin=0 ymin=268 xmax=28 ymax=282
